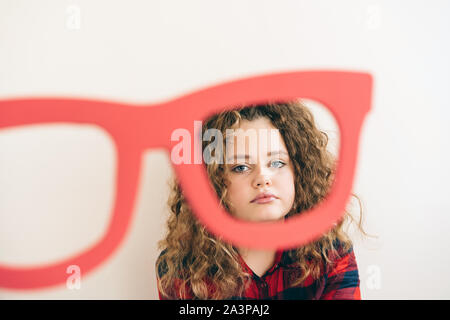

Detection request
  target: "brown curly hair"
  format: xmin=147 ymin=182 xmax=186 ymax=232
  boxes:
xmin=156 ymin=100 xmax=372 ymax=299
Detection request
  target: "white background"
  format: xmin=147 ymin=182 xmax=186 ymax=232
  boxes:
xmin=1 ymin=0 xmax=449 ymax=299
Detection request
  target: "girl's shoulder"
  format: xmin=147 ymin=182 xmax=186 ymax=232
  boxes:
xmin=281 ymin=238 xmax=354 ymax=265
xmin=330 ymin=238 xmax=354 ymax=257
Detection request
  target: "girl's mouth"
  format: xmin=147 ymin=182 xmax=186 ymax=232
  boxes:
xmin=252 ymin=196 xmax=276 ymax=204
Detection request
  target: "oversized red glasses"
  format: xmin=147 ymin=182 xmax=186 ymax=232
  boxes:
xmin=0 ymin=70 xmax=372 ymax=289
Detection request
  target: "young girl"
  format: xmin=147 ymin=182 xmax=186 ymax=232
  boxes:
xmin=156 ymin=100 xmax=369 ymax=300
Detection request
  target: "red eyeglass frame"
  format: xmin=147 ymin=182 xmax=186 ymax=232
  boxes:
xmin=0 ymin=70 xmax=372 ymax=289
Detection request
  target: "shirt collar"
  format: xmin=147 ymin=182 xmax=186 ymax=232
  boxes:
xmin=237 ymin=249 xmax=284 ymax=277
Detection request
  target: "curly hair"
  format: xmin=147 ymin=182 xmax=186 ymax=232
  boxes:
xmin=156 ymin=100 xmax=372 ymax=299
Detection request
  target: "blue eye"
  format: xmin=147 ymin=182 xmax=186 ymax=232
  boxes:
xmin=271 ymin=160 xmax=285 ymax=168
xmin=232 ymin=165 xmax=249 ymax=173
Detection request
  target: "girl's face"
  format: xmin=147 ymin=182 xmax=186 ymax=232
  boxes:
xmin=224 ymin=117 xmax=296 ymax=222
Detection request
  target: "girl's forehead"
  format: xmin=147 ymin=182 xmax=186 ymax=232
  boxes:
xmin=224 ymin=118 xmax=288 ymax=162
xmin=235 ymin=117 xmax=276 ymax=130
xmin=226 ymin=118 xmax=281 ymax=142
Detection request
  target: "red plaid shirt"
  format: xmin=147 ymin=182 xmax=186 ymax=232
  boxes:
xmin=157 ymin=243 xmax=361 ymax=300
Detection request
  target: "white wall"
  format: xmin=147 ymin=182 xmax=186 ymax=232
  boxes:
xmin=1 ymin=0 xmax=449 ymax=299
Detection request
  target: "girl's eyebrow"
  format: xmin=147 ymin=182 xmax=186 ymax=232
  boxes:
xmin=226 ymin=150 xmax=289 ymax=162
xmin=267 ymin=150 xmax=289 ymax=157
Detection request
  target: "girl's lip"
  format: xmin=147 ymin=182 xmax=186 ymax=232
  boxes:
xmin=252 ymin=196 xmax=276 ymax=204
xmin=251 ymin=192 xmax=277 ymax=203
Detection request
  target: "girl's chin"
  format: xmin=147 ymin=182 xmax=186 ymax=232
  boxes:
xmin=250 ymin=211 xmax=286 ymax=222
xmin=231 ymin=208 xmax=287 ymax=222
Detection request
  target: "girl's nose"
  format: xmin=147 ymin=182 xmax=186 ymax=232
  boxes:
xmin=253 ymin=174 xmax=272 ymax=188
